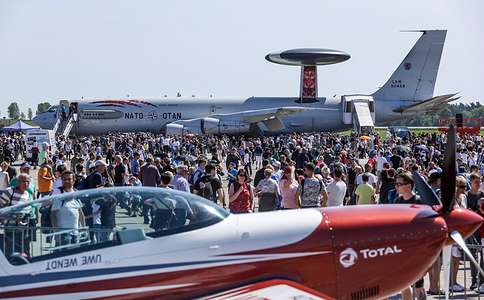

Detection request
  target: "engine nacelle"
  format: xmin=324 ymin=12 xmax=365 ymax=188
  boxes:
xmin=164 ymin=124 xmax=202 ymax=135
xmin=202 ymin=118 xmax=251 ymax=135
xmin=163 ymin=118 xmax=252 ymax=135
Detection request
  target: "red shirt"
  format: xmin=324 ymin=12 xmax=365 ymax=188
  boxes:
xmin=230 ymin=182 xmax=251 ymax=213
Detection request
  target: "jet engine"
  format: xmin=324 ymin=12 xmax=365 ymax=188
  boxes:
xmin=201 ymin=118 xmax=251 ymax=135
xmin=163 ymin=118 xmax=251 ymax=135
xmin=164 ymin=123 xmax=202 ymax=135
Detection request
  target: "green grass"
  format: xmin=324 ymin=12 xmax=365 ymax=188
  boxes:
xmin=0 ymin=119 xmax=36 ymax=126
xmin=337 ymin=128 xmax=483 ymax=140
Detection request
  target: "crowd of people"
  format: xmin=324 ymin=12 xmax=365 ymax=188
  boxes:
xmin=1 ymin=129 xmax=484 ymax=294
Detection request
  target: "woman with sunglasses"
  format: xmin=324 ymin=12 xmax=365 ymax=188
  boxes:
xmin=228 ymin=169 xmax=254 ymax=214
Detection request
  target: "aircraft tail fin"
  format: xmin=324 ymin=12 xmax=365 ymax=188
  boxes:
xmin=372 ymin=30 xmax=447 ymax=101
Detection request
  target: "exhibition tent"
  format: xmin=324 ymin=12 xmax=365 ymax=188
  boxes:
xmin=0 ymin=120 xmax=39 ymax=132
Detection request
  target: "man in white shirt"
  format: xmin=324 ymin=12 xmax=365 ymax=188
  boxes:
xmin=51 ymin=171 xmax=85 ymax=247
xmin=375 ymin=151 xmax=387 ymax=178
xmin=173 ymin=165 xmax=190 ymax=193
xmin=326 ymin=168 xmax=347 ymax=206
xmin=356 ymin=163 xmax=377 ymax=189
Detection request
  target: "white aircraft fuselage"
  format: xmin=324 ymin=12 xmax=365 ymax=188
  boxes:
xmin=33 ymin=96 xmax=424 ymax=136
xmin=33 ymin=30 xmax=455 ymax=136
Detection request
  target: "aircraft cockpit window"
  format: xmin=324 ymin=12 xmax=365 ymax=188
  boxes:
xmin=0 ymin=187 xmax=228 ymax=265
xmin=46 ymin=107 xmax=57 ymax=113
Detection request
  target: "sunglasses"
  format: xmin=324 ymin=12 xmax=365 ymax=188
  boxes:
xmin=395 ymin=182 xmax=409 ymax=186
xmin=457 ymin=185 xmax=467 ymax=189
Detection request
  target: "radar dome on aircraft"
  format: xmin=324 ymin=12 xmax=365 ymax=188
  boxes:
xmin=265 ymin=48 xmax=350 ymax=66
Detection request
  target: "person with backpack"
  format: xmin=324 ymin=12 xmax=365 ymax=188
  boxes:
xmin=253 ymin=168 xmax=279 ymax=212
xmin=193 ymin=158 xmax=207 ymax=185
xmin=226 ymin=147 xmax=241 ymax=170
xmin=88 ymin=160 xmax=107 ymax=189
xmin=193 ymin=163 xmax=224 ymax=206
xmin=73 ymin=164 xmax=86 ymax=189
xmin=294 ymin=162 xmax=328 ymax=208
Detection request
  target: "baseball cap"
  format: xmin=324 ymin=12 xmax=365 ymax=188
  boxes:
xmin=42 ymin=142 xmax=50 ymax=148
xmin=273 ymin=161 xmax=281 ymax=168
xmin=20 ymin=162 xmax=31 ymax=169
xmin=94 ymin=160 xmax=107 ymax=167
xmin=89 ymin=163 xmax=96 ymax=169
xmin=428 ymin=171 xmax=442 ymax=184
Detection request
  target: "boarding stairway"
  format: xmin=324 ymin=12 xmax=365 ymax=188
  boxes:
xmin=52 ymin=114 xmax=76 ymax=137
xmin=352 ymin=102 xmax=374 ymax=135
xmin=342 ymin=96 xmax=375 ymax=135
xmin=61 ymin=114 xmax=76 ymax=136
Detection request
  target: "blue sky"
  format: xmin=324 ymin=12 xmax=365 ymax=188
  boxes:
xmin=0 ymin=0 xmax=482 ymax=117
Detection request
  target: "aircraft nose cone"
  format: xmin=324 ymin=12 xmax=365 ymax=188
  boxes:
xmin=32 ymin=115 xmax=42 ymax=126
xmin=32 ymin=114 xmax=52 ymax=129
xmin=442 ymin=207 xmax=483 ymax=246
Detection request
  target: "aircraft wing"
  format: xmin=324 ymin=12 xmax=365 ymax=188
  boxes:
xmin=392 ymin=93 xmax=459 ymax=113
xmin=215 ymin=107 xmax=332 ymax=123
xmin=215 ymin=106 xmax=336 ymax=131
xmin=200 ymin=279 xmax=336 ymax=300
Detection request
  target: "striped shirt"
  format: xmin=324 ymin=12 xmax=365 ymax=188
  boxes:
xmin=0 ymin=187 xmax=30 ymax=208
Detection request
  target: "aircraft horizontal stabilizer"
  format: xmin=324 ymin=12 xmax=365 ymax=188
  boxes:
xmin=392 ymin=93 xmax=459 ymax=113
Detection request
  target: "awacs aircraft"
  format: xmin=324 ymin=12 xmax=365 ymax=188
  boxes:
xmin=33 ymin=30 xmax=457 ymax=136
xmin=0 ymin=126 xmax=482 ymax=300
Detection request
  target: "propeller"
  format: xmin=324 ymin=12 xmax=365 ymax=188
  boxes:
xmin=442 ymin=231 xmax=484 ymax=300
xmin=414 ymin=126 xmax=484 ymax=297
xmin=412 ymin=171 xmax=441 ymax=206
xmin=441 ymin=125 xmax=456 ymax=212
xmin=442 ymin=245 xmax=451 ymax=300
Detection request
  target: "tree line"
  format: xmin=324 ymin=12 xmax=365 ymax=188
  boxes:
xmin=383 ymin=102 xmax=483 ymax=127
xmin=6 ymin=102 xmax=51 ymax=120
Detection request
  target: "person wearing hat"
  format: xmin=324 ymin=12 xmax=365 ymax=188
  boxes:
xmin=37 ymin=157 xmax=55 ymax=198
xmin=88 ymin=160 xmax=107 ymax=189
xmin=272 ymin=161 xmax=282 ymax=181
xmin=38 ymin=142 xmax=50 ymax=166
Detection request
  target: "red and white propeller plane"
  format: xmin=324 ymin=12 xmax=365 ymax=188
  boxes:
xmin=0 ymin=126 xmax=482 ymax=299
